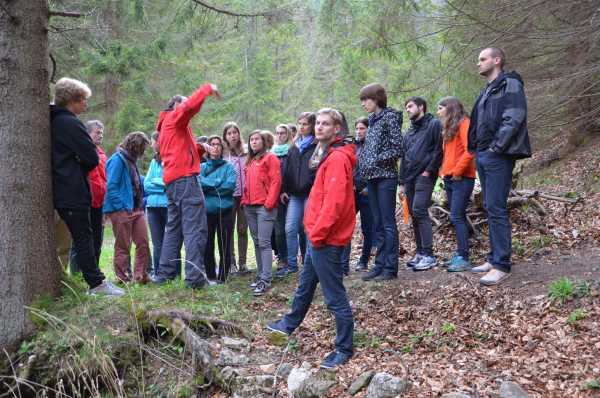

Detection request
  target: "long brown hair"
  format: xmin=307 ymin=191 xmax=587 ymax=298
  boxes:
xmin=222 ymin=121 xmax=246 ymax=156
xmin=246 ymin=130 xmax=267 ymax=163
xmin=120 ymin=131 xmax=150 ymax=159
xmin=438 ymin=96 xmax=466 ymax=141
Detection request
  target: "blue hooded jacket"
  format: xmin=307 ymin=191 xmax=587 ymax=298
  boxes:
xmin=103 ymin=151 xmax=143 ymax=213
xmin=198 ymin=158 xmax=237 ymax=214
xmin=144 ymin=158 xmax=168 ymax=208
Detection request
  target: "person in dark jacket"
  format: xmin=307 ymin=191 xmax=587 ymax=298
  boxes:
xmin=272 ymin=124 xmax=292 ymax=273
xmin=358 ymin=83 xmax=404 ymax=281
xmin=267 ymin=108 xmax=356 ymax=370
xmin=467 ymin=47 xmax=532 ymax=286
xmin=51 ymin=77 xmax=123 ymax=296
xmin=399 ymin=97 xmax=443 ymax=271
xmin=279 ymin=112 xmax=318 ymax=277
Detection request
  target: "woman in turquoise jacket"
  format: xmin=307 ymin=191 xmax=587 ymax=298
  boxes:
xmin=199 ymin=135 xmax=237 ymax=282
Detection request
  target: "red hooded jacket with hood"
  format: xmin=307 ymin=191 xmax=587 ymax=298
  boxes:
xmin=156 ymin=84 xmax=212 ymax=185
xmin=89 ymin=145 xmax=107 ymax=208
xmin=304 ymin=137 xmax=357 ymax=248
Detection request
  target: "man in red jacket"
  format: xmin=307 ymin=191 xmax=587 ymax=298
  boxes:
xmin=153 ymin=83 xmax=220 ymax=289
xmin=267 ymin=108 xmax=356 ymax=369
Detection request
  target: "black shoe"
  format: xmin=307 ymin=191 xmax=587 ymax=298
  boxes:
xmin=320 ymin=351 xmax=352 ymax=369
xmin=152 ymin=276 xmax=173 ymax=285
xmin=185 ymin=279 xmax=207 ymax=290
xmin=361 ymin=270 xmax=381 ymax=281
xmin=354 ymin=263 xmax=368 ymax=272
xmin=374 ymin=273 xmax=397 ymax=281
xmin=253 ymin=280 xmax=271 ymax=296
xmin=266 ymin=321 xmax=290 ymax=336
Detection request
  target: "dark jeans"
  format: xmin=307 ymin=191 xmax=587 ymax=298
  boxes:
xmin=341 ymin=192 xmax=375 ymax=271
xmin=367 ymin=178 xmax=399 ymax=276
xmin=69 ymin=206 xmax=104 ymax=274
xmin=205 ymin=209 xmax=234 ymax=282
xmin=285 ymin=195 xmax=309 ymax=270
xmin=147 ymin=207 xmax=181 ymax=277
xmin=158 ymin=175 xmax=208 ymax=286
xmin=405 ymin=175 xmax=436 ymax=257
xmin=56 ymin=208 xmax=105 ymax=289
xmin=444 ymin=177 xmax=475 ymax=260
xmin=476 ymin=149 xmax=515 ymax=272
xmin=273 ymin=202 xmax=288 ymax=264
xmin=279 ymin=242 xmax=354 ymax=356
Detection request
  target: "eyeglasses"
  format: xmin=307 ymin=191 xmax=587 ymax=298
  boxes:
xmin=276 ymin=131 xmax=287 ymax=135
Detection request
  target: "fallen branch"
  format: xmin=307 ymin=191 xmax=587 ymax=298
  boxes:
xmin=190 ymin=0 xmax=282 ymax=18
xmin=49 ymin=10 xmax=83 ymax=18
xmin=146 ymin=309 xmax=247 ymax=338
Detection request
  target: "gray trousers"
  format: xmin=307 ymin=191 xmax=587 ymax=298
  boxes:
xmin=244 ymin=205 xmax=276 ymax=283
xmin=158 ymin=175 xmax=208 ymax=286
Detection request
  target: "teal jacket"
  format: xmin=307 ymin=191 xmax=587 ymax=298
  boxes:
xmin=198 ymin=158 xmax=237 ymax=214
xmin=144 ymin=159 xmax=168 ymax=208
xmin=104 ymin=152 xmax=140 ymax=213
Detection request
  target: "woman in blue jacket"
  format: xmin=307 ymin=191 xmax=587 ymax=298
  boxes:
xmin=199 ymin=136 xmax=237 ymax=283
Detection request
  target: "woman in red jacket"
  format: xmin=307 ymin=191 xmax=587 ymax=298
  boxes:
xmin=241 ymin=130 xmax=281 ymax=296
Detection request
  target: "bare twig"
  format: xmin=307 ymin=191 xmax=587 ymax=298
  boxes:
xmin=190 ymin=0 xmax=281 ymax=18
xmin=49 ymin=10 xmax=83 ymax=18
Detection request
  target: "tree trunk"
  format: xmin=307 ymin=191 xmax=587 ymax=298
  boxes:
xmin=0 ymin=0 xmax=61 ymax=350
xmin=103 ymin=0 xmax=121 ymax=128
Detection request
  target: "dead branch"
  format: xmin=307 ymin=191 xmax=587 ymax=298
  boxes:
xmin=49 ymin=10 xmax=83 ymax=18
xmin=515 ymin=189 xmax=579 ymax=204
xmin=190 ymin=0 xmax=281 ymax=18
xmin=146 ymin=309 xmax=247 ymax=338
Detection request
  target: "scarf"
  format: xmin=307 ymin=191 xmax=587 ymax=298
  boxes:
xmin=119 ymin=148 xmax=143 ymax=209
xmin=309 ymin=142 xmax=328 ymax=170
xmin=296 ymin=135 xmax=314 ymax=154
xmin=272 ymin=143 xmax=289 ymax=157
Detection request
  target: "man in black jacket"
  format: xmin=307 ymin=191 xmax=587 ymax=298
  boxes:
xmin=398 ymin=97 xmax=443 ymax=271
xmin=51 ymin=77 xmax=123 ymax=296
xmin=467 ymin=48 xmax=532 ymax=286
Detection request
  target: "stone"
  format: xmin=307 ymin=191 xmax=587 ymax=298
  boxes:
xmin=259 ymin=363 xmax=276 ymax=373
xmin=441 ymin=393 xmax=471 ymax=398
xmin=348 ymin=370 xmax=375 ymax=395
xmin=287 ymin=366 xmax=337 ymax=398
xmin=222 ymin=336 xmax=250 ymax=352
xmin=237 ymin=375 xmax=275 ymax=388
xmin=216 ymin=348 xmax=249 ymax=366
xmin=276 ymin=362 xmax=294 ymax=379
xmin=231 ymin=385 xmax=271 ymax=398
xmin=365 ymin=372 xmax=411 ymax=398
xmin=499 ymin=381 xmax=530 ymax=398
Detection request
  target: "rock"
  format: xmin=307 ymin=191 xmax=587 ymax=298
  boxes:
xmin=217 ymin=348 xmax=249 ymax=366
xmin=287 ymin=366 xmax=337 ymax=398
xmin=276 ymin=362 xmax=293 ymax=379
xmin=232 ymin=385 xmax=271 ymax=398
xmin=259 ymin=363 xmax=276 ymax=373
xmin=499 ymin=381 xmax=530 ymax=398
xmin=220 ymin=366 xmax=241 ymax=383
xmin=441 ymin=393 xmax=471 ymax=398
xmin=348 ymin=370 xmax=375 ymax=395
xmin=366 ymin=372 xmax=410 ymax=398
xmin=237 ymin=375 xmax=275 ymax=388
xmin=222 ymin=336 xmax=250 ymax=352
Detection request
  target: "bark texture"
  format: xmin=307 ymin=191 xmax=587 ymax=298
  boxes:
xmin=0 ymin=0 xmax=60 ymax=350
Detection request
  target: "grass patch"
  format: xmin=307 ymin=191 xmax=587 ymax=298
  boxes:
xmin=548 ymin=277 xmax=574 ymax=305
xmin=582 ymin=379 xmax=600 ymax=390
xmin=567 ymin=308 xmax=588 ymax=326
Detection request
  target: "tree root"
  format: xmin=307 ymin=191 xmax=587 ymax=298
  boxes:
xmin=145 ymin=309 xmax=247 ymax=338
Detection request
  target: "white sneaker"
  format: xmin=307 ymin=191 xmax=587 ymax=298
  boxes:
xmin=479 ymin=269 xmax=510 ymax=286
xmin=471 ymin=262 xmax=493 ymax=273
xmin=89 ymin=280 xmax=125 ymax=296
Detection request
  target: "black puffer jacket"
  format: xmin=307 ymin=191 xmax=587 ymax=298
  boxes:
xmin=51 ymin=105 xmax=99 ymax=210
xmin=358 ymin=107 xmax=403 ymax=180
xmin=399 ymin=113 xmax=443 ymax=184
xmin=282 ymin=141 xmax=317 ymax=197
xmin=468 ymin=71 xmax=532 ymax=159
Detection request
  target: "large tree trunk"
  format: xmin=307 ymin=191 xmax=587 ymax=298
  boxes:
xmin=0 ymin=1 xmax=61 ymax=350
xmin=103 ymin=0 xmax=121 ymax=127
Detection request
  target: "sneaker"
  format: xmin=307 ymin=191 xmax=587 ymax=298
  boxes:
xmin=479 ymin=269 xmax=510 ymax=286
xmin=413 ymin=256 xmax=437 ymax=271
xmin=471 ymin=262 xmax=493 ymax=273
xmin=406 ymin=254 xmax=423 ymax=268
xmin=442 ymin=254 xmax=460 ymax=268
xmin=275 ymin=267 xmax=290 ymax=278
xmin=447 ymin=256 xmax=472 ymax=272
xmin=266 ymin=321 xmax=290 ymax=336
xmin=374 ymin=273 xmax=397 ymax=281
xmin=89 ymin=280 xmax=125 ymax=297
xmin=354 ymin=263 xmax=368 ymax=272
xmin=253 ymin=281 xmax=271 ymax=296
xmin=320 ymin=351 xmax=352 ymax=369
xmin=361 ymin=270 xmax=381 ymax=281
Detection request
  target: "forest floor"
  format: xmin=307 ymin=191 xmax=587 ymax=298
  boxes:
xmin=1 ymin=136 xmax=598 ymax=397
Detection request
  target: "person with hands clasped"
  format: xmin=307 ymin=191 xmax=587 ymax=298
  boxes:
xmin=267 ymin=108 xmax=356 ymax=370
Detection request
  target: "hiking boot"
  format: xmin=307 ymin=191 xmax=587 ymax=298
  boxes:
xmin=89 ymin=280 xmax=125 ymax=297
xmin=413 ymin=256 xmax=437 ymax=271
xmin=361 ymin=270 xmax=381 ymax=281
xmin=253 ymin=280 xmax=271 ymax=296
xmin=374 ymin=273 xmax=397 ymax=281
xmin=471 ymin=262 xmax=493 ymax=273
xmin=320 ymin=351 xmax=352 ymax=369
xmin=266 ymin=321 xmax=289 ymax=336
xmin=479 ymin=269 xmax=510 ymax=286
xmin=406 ymin=254 xmax=423 ymax=268
xmin=447 ymin=256 xmax=472 ymax=272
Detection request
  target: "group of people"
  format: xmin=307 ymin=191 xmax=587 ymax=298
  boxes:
xmin=51 ymin=47 xmax=530 ymax=368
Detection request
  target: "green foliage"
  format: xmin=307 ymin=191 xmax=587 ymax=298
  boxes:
xmin=353 ymin=330 xmax=384 ymax=348
xmin=548 ymin=277 xmax=574 ymax=304
xmin=582 ymin=379 xmax=600 ymax=390
xmin=441 ymin=321 xmax=456 ymax=335
xmin=512 ymin=237 xmax=526 ymax=256
xmin=567 ymin=308 xmax=588 ymax=326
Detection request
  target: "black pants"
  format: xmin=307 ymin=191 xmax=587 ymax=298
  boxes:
xmin=404 ymin=175 xmax=436 ymax=257
xmin=70 ymin=206 xmax=104 ymax=274
xmin=57 ymin=208 xmax=105 ymax=289
xmin=205 ymin=209 xmax=234 ymax=282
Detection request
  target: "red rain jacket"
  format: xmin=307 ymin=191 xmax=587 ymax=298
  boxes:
xmin=89 ymin=145 xmax=107 ymax=209
xmin=156 ymin=84 xmax=212 ymax=185
xmin=304 ymin=138 xmax=357 ymax=248
xmin=241 ymin=152 xmax=281 ymax=211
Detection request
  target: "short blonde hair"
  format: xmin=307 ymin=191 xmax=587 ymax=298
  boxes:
xmin=54 ymin=77 xmax=92 ymax=107
xmin=316 ymin=108 xmax=343 ymax=126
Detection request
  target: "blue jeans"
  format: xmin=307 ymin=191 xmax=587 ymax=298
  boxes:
xmin=367 ymin=178 xmax=399 ymax=276
xmin=279 ymin=242 xmax=354 ymax=356
xmin=476 ymin=150 xmax=515 ymax=272
xmin=285 ymin=195 xmax=309 ymax=270
xmin=341 ymin=192 xmax=375 ymax=270
xmin=444 ymin=178 xmax=475 ymax=260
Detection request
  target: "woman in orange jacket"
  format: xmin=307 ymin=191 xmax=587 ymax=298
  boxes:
xmin=241 ymin=130 xmax=281 ymax=296
xmin=437 ymin=97 xmax=476 ymax=272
